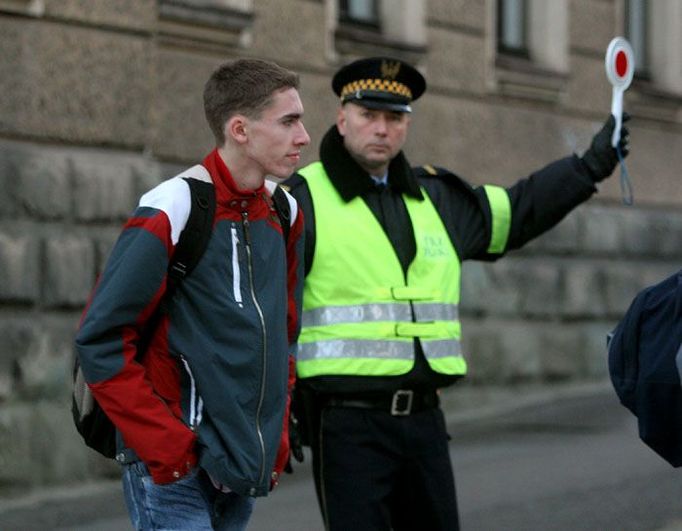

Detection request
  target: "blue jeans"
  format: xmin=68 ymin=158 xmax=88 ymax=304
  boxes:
xmin=122 ymin=461 xmax=255 ymax=531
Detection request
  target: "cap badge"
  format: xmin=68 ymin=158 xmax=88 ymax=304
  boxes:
xmin=381 ymin=60 xmax=401 ymax=80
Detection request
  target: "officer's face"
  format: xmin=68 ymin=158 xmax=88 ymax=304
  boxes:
xmin=337 ymin=103 xmax=410 ymax=176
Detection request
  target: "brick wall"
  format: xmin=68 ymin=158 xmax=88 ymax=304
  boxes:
xmin=0 ymin=0 xmax=680 ymax=488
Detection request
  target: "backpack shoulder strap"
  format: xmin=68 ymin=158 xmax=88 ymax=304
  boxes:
xmin=160 ymin=174 xmax=215 ymax=311
xmin=266 ymin=181 xmax=297 ymax=244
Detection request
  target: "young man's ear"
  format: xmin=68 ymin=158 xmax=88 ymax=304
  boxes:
xmin=225 ymin=115 xmax=248 ymax=144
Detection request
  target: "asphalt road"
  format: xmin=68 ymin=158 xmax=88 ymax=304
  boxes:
xmin=2 ymin=386 xmax=681 ymax=531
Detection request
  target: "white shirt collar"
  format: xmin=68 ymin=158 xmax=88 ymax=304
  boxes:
xmin=369 ymin=171 xmax=388 ymax=186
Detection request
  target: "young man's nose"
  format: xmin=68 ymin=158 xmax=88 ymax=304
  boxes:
xmin=296 ymin=123 xmax=311 ymax=146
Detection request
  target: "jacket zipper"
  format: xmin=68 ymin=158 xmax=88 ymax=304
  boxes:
xmin=180 ymin=355 xmax=203 ymax=431
xmin=230 ymin=225 xmax=243 ymax=307
xmin=242 ymin=211 xmax=268 ymax=490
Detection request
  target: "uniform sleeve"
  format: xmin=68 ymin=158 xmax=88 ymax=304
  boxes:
xmin=501 ymin=155 xmax=596 ymax=250
xmin=422 ymin=155 xmax=596 ymax=261
xmin=75 ymin=189 xmax=197 ymax=484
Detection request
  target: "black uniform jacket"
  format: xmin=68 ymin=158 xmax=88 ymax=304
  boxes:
xmin=284 ymin=125 xmax=598 ymax=396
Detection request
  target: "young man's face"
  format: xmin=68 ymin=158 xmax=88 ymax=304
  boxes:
xmin=243 ymin=87 xmax=310 ymax=181
xmin=336 ymin=102 xmax=411 ymax=176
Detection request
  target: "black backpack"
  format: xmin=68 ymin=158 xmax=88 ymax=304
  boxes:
xmin=607 ymin=269 xmax=682 ymax=467
xmin=72 ymin=176 xmax=292 ymax=458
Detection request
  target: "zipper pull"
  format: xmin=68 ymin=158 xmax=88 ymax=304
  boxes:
xmin=242 ymin=211 xmax=251 ymax=246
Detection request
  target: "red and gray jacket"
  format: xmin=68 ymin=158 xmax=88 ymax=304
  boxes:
xmin=75 ymin=148 xmax=305 ymax=497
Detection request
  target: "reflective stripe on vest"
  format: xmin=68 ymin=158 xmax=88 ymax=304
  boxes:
xmin=483 ymin=185 xmax=511 ymax=254
xmin=297 ymin=161 xmax=466 ymax=378
xmin=302 ymin=302 xmax=459 ymax=327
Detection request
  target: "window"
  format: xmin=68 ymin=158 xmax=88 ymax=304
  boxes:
xmin=493 ymin=0 xmax=569 ymax=101
xmin=339 ymin=0 xmax=379 ymax=27
xmin=621 ymin=0 xmax=682 ymax=99
xmin=497 ymin=0 xmax=528 ymax=56
xmin=330 ymin=0 xmax=426 ymax=60
xmin=157 ymin=0 xmax=254 ymax=51
xmin=625 ymin=0 xmax=649 ymax=78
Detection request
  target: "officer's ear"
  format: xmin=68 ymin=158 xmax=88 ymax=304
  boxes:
xmin=336 ymin=106 xmax=347 ymax=137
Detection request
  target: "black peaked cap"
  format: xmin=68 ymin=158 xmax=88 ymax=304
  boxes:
xmin=331 ymin=56 xmax=426 ymax=113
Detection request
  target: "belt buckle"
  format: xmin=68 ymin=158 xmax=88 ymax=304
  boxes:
xmin=391 ymin=390 xmax=413 ymax=416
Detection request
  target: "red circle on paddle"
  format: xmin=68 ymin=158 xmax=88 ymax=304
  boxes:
xmin=615 ymin=50 xmax=628 ymax=78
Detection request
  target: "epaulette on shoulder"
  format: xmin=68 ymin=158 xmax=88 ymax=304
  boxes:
xmin=414 ymin=164 xmax=442 ymax=177
xmin=413 ymin=164 xmax=477 ymax=195
xmin=422 ymin=164 xmax=442 ymax=175
xmin=413 ymin=164 xmax=465 ymax=182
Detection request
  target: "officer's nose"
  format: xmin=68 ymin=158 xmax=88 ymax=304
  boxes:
xmin=374 ymin=115 xmax=388 ymax=136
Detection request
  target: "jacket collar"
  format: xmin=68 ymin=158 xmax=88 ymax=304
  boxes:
xmin=202 ymin=148 xmax=266 ymax=204
xmin=319 ymin=125 xmax=423 ymax=202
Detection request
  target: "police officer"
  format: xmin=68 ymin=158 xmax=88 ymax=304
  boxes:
xmin=284 ymin=56 xmax=629 ymax=531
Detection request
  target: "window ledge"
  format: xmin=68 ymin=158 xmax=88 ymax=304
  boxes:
xmin=157 ymin=0 xmax=254 ymax=52
xmin=628 ymin=78 xmax=682 ymax=123
xmin=0 ymin=0 xmax=44 ymax=16
xmin=494 ymin=53 xmax=568 ymax=103
xmin=334 ymin=22 xmax=427 ymax=61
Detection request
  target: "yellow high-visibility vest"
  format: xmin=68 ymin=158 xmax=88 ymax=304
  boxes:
xmin=297 ymin=161 xmax=511 ymax=378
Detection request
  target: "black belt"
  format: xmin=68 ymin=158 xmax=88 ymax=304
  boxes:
xmin=326 ymin=390 xmax=439 ymax=416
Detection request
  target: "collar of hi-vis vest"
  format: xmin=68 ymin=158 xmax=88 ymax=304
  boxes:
xmin=319 ymin=125 xmax=423 ymax=202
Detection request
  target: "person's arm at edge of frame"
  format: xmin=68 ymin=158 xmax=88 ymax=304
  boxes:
xmin=271 ymin=202 xmax=306 ymax=488
xmin=74 ymin=189 xmax=197 ymax=485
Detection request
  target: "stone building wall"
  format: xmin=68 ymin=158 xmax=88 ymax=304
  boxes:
xmin=0 ymin=0 xmax=680 ymax=488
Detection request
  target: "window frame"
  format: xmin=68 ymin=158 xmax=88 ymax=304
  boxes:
xmin=338 ymin=0 xmax=380 ymax=29
xmin=497 ymin=0 xmax=529 ymax=58
xmin=491 ymin=0 xmax=570 ymax=103
xmin=329 ymin=0 xmax=427 ymax=61
xmin=625 ymin=0 xmax=650 ymax=79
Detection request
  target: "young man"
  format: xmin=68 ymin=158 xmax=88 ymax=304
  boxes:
xmin=284 ymin=56 xmax=630 ymax=531
xmin=75 ymin=58 xmax=309 ymax=530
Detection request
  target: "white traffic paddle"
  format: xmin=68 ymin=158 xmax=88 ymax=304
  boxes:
xmin=604 ymin=37 xmax=635 ymax=204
